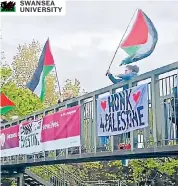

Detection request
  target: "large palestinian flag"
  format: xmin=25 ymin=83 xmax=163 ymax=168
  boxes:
xmin=120 ymin=9 xmax=158 ymax=66
xmin=0 ymin=92 xmax=15 ymax=115
xmin=26 ymin=39 xmax=55 ymax=101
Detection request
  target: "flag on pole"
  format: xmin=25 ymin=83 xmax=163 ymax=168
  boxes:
xmin=0 ymin=92 xmax=15 ymax=115
xmin=120 ymin=9 xmax=158 ymax=66
xmin=26 ymin=39 xmax=55 ymax=101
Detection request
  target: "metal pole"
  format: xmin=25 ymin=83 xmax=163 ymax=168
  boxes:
xmin=54 ymin=65 xmax=62 ymax=96
xmin=106 ymin=8 xmax=138 ymax=74
xmin=48 ymin=37 xmax=62 ymax=97
xmin=17 ymin=174 xmax=24 ymax=186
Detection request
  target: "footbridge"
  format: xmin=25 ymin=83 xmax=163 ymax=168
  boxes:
xmin=1 ymin=61 xmax=178 ymax=173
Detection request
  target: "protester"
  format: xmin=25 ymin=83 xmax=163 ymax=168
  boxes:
xmin=106 ymin=65 xmax=139 ymax=89
xmin=105 ymin=65 xmax=139 ymax=166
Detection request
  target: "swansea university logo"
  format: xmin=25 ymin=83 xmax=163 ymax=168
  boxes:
xmin=0 ymin=1 xmax=16 ymax=12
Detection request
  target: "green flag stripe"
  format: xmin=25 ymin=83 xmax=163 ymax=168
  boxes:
xmin=0 ymin=106 xmax=15 ymax=115
xmin=40 ymin=65 xmax=54 ymax=101
xmin=122 ymin=46 xmax=140 ymax=56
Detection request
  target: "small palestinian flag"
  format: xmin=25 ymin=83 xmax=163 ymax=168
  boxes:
xmin=26 ymin=39 xmax=55 ymax=101
xmin=120 ymin=9 xmax=158 ymax=66
xmin=0 ymin=92 xmax=15 ymax=115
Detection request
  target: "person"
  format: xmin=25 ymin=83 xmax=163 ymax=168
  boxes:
xmin=106 ymin=65 xmax=139 ymax=89
xmin=106 ymin=65 xmax=139 ymax=166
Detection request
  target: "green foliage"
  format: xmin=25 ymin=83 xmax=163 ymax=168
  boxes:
xmin=129 ymin=158 xmax=178 ymax=184
xmin=0 ymin=66 xmax=12 ymax=84
xmin=62 ymin=79 xmax=81 ymax=98
xmin=12 ymin=40 xmax=41 ymax=87
xmin=2 ymin=82 xmax=44 ymax=118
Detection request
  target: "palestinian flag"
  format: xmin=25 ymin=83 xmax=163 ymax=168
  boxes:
xmin=0 ymin=92 xmax=15 ymax=115
xmin=26 ymin=39 xmax=55 ymax=101
xmin=120 ymin=9 xmax=158 ymax=66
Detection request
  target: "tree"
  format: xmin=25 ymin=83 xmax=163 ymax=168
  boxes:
xmin=62 ymin=79 xmax=81 ymax=99
xmin=0 ymin=64 xmax=12 ymax=88
xmin=12 ymin=40 xmax=41 ymax=87
xmin=2 ymin=82 xmax=44 ymax=118
xmin=11 ymin=40 xmax=58 ymax=106
xmin=0 ymin=65 xmax=44 ymax=119
xmin=44 ymin=74 xmax=59 ymax=106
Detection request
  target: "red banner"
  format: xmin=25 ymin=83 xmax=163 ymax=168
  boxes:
xmin=0 ymin=106 xmax=81 ymax=157
xmin=42 ymin=106 xmax=80 ymax=142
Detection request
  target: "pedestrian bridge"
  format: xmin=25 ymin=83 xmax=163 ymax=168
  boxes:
xmin=1 ymin=61 xmax=178 ymax=171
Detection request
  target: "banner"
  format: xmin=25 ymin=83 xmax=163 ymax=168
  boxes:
xmin=0 ymin=125 xmax=19 ymax=156
xmin=97 ymin=84 xmax=148 ymax=136
xmin=41 ymin=106 xmax=81 ymax=151
xmin=0 ymin=106 xmax=81 ymax=157
xmin=19 ymin=120 xmax=43 ymax=154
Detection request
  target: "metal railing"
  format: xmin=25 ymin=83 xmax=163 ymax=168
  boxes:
xmin=82 ymin=180 xmax=127 ymax=186
xmin=29 ymin=165 xmax=86 ymax=186
xmin=1 ymin=61 xmax=178 ymax=169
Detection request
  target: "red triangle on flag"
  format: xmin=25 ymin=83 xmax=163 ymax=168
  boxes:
xmin=44 ymin=39 xmax=55 ymax=66
xmin=0 ymin=92 xmax=15 ymax=107
xmin=121 ymin=9 xmax=148 ymax=48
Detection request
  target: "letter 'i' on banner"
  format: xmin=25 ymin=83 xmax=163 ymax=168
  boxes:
xmin=0 ymin=0 xmax=66 ymax=16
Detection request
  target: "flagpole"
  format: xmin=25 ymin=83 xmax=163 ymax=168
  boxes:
xmin=48 ymin=37 xmax=62 ymax=97
xmin=106 ymin=8 xmax=138 ymax=75
xmin=54 ymin=65 xmax=62 ymax=97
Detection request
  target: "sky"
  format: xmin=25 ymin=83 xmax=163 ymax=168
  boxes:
xmin=1 ymin=1 xmax=178 ymax=92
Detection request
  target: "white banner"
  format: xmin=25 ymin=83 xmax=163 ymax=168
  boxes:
xmin=19 ymin=119 xmax=43 ymax=154
xmin=97 ymin=84 xmax=149 ymax=136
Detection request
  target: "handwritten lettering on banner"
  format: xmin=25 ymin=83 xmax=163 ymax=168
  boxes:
xmin=19 ymin=119 xmax=43 ymax=154
xmin=97 ymin=84 xmax=149 ymax=136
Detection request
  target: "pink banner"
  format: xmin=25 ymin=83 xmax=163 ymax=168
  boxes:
xmin=0 ymin=106 xmax=81 ymax=157
xmin=41 ymin=106 xmax=80 ymax=142
xmin=0 ymin=125 xmax=19 ymax=150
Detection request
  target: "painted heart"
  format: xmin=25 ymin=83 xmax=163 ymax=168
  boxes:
xmin=101 ymin=101 xmax=107 ymax=111
xmin=133 ymin=91 xmax=141 ymax=103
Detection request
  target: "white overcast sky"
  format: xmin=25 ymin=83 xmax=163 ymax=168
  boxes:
xmin=1 ymin=1 xmax=178 ymax=92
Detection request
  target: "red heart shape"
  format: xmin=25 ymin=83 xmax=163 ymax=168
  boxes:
xmin=101 ymin=101 xmax=107 ymax=111
xmin=133 ymin=91 xmax=141 ymax=103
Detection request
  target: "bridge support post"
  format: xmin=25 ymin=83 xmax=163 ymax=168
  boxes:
xmin=93 ymin=95 xmax=98 ymax=153
xmin=80 ymin=99 xmax=84 ymax=154
xmin=151 ymin=74 xmax=165 ymax=146
xmin=110 ymin=89 xmax=115 ymax=152
xmin=151 ymin=74 xmax=159 ymax=145
xmin=17 ymin=173 xmax=24 ymax=186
